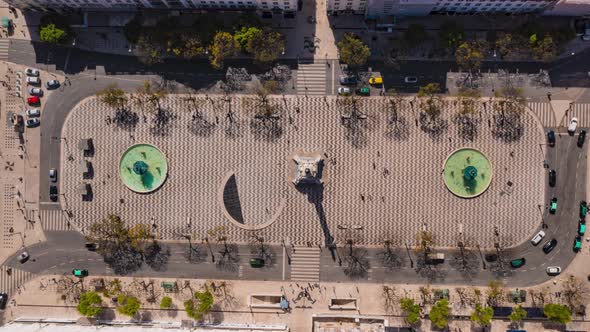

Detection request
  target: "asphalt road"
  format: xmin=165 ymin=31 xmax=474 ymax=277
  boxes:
xmin=4 ymin=39 xmax=588 ymax=286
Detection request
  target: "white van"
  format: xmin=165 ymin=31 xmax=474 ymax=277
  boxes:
xmin=531 ymin=230 xmax=546 ymax=245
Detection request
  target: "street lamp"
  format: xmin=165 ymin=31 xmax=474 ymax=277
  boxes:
xmin=405 ymin=242 xmax=414 ymax=268
xmin=476 ymin=244 xmax=486 ymax=270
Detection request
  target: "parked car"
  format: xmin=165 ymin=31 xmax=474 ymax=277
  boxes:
xmin=368 ymin=77 xmax=383 ymax=85
xmin=510 ymin=257 xmax=526 ymax=268
xmin=85 ymin=242 xmax=99 ymax=251
xmin=45 ymin=79 xmax=60 ymax=89
xmin=547 ymin=130 xmax=555 ymax=147
xmin=531 ymin=230 xmax=546 ymax=245
xmin=72 ymin=269 xmax=88 ymax=277
xmin=549 ymin=197 xmax=558 ymax=214
xmin=339 ymin=76 xmax=357 ymax=85
xmin=484 ymin=253 xmax=498 ymax=262
xmin=580 ymin=201 xmax=588 ymax=218
xmin=574 ymin=235 xmax=582 ymax=252
xmin=28 ymin=87 xmax=43 ymax=96
xmin=25 ymin=118 xmax=39 ymax=128
xmin=27 ymin=96 xmax=40 ymax=105
xmin=579 ymin=219 xmax=586 ymax=236
xmin=546 ymin=266 xmax=562 ymax=275
xmin=25 ymin=68 xmax=39 ymax=77
xmin=356 ymin=87 xmax=370 ymax=96
xmin=249 ymin=258 xmax=265 ymax=268
xmin=0 ymin=293 xmax=7 ymax=309
xmin=18 ymin=251 xmax=29 ymax=264
xmin=568 ymin=117 xmax=579 ymax=134
xmin=49 ymin=185 xmax=58 ymax=202
xmin=25 ymin=108 xmax=40 ymax=117
xmin=337 ymin=87 xmax=351 ymax=96
xmin=549 ymin=169 xmax=556 ymax=187
xmin=578 ymin=129 xmax=586 ymax=147
xmin=26 ymin=76 xmax=40 ymax=85
xmin=49 ymin=168 xmax=57 ymax=182
xmin=404 ymin=76 xmax=418 ymax=84
xmin=542 ymin=239 xmax=558 ymax=254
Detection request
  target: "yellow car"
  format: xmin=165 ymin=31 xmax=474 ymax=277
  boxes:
xmin=369 ymin=77 xmax=383 ymax=85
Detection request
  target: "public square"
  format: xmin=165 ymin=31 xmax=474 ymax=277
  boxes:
xmin=60 ymin=94 xmax=544 ymax=248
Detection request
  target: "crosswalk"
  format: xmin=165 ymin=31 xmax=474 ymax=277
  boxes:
xmin=527 ymin=102 xmax=555 ymax=128
xmin=0 ymin=265 xmax=33 ymax=297
xmin=296 ymin=62 xmax=326 ymax=96
xmin=0 ymin=39 xmax=8 ymax=61
xmin=39 ymin=208 xmax=71 ymax=232
xmin=290 ymin=245 xmax=320 ymax=281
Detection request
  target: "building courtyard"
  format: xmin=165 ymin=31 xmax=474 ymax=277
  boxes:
xmin=59 ymin=94 xmax=544 ymax=248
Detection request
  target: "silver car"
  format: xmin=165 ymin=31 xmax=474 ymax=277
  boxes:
xmin=25 ymin=68 xmax=39 ymax=77
xmin=546 ymin=266 xmax=561 ymax=275
xmin=404 ymin=76 xmax=418 ymax=84
xmin=49 ymin=168 xmax=57 ymax=182
xmin=26 ymin=76 xmax=40 ymax=85
xmin=28 ymin=87 xmax=43 ymax=96
xmin=26 ymin=108 xmax=40 ymax=117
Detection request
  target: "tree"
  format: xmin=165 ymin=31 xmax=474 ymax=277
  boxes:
xmin=470 ymin=303 xmax=493 ymax=327
xmin=400 ymin=297 xmax=421 ymax=325
xmin=128 ymin=224 xmax=154 ymax=256
xmin=337 ymin=32 xmax=370 ymax=68
xmin=508 ymin=305 xmax=527 ymax=324
xmin=455 ymin=42 xmax=484 ymax=73
xmin=87 ymin=214 xmax=129 ymax=247
xmin=404 ymin=24 xmax=428 ymax=49
xmin=530 ymin=34 xmax=556 ymax=62
xmin=184 ymin=288 xmax=214 ymax=321
xmin=561 ymin=275 xmax=588 ymax=313
xmin=77 ymin=291 xmax=103 ymax=317
xmin=453 ymin=90 xmax=481 ymax=141
xmin=379 ymin=239 xmax=403 ymax=270
xmin=116 ymin=294 xmax=141 ymax=317
xmin=496 ymin=33 xmax=515 ymax=59
xmin=544 ymin=303 xmax=571 ymax=324
xmin=168 ymin=33 xmax=204 ymax=59
xmin=96 ymin=84 xmax=128 ymax=110
xmin=439 ymin=20 xmax=464 ymax=51
xmin=123 ymin=14 xmax=143 ymax=44
xmin=117 ymin=294 xmax=141 ymax=317
xmin=40 ymin=24 xmax=67 ymax=44
xmin=246 ymin=28 xmax=285 ymax=63
xmin=160 ymin=296 xmax=173 ymax=309
xmin=136 ymin=35 xmax=165 ymax=66
xmin=486 ymin=280 xmax=505 ymax=306
xmin=234 ymin=26 xmax=261 ymax=50
xmin=210 ymin=32 xmax=239 ymax=70
xmin=429 ymin=299 xmax=451 ymax=329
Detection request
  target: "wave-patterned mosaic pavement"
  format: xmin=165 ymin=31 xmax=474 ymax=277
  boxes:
xmin=60 ymin=95 xmax=544 ymax=249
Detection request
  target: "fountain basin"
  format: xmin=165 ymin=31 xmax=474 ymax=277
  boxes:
xmin=443 ymin=148 xmax=492 ymax=199
xmin=119 ymin=144 xmax=168 ymax=193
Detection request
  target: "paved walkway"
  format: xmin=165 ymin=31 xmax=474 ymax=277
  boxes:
xmin=58 ymin=95 xmax=543 ymax=249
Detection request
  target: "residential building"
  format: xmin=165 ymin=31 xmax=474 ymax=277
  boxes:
xmin=334 ymin=0 xmax=590 ymax=17
xmin=544 ymin=0 xmax=590 ymax=16
xmin=5 ymin=0 xmax=296 ymax=13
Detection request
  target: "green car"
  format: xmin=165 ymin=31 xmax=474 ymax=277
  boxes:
xmin=549 ymin=198 xmax=558 ymax=214
xmin=249 ymin=258 xmax=265 ymax=268
xmin=573 ymin=236 xmax=582 ymax=252
xmin=510 ymin=258 xmax=526 ymax=268
xmin=580 ymin=201 xmax=587 ymax=218
xmin=356 ymin=87 xmax=370 ymax=96
xmin=73 ymin=269 xmax=88 ymax=277
xmin=579 ymin=220 xmax=586 ymax=236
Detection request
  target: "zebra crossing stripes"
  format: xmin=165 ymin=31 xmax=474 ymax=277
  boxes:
xmin=0 ymin=265 xmax=33 ymax=297
xmin=39 ymin=209 xmax=71 ymax=232
xmin=290 ymin=245 xmax=320 ymax=282
xmin=566 ymin=103 xmax=590 ymax=128
xmin=527 ymin=102 xmax=555 ymax=128
xmin=296 ymin=62 xmax=326 ymax=96
xmin=0 ymin=39 xmax=8 ymax=61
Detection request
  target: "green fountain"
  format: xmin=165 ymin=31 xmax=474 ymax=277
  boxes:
xmin=119 ymin=144 xmax=168 ymax=193
xmin=443 ymin=148 xmax=492 ymax=198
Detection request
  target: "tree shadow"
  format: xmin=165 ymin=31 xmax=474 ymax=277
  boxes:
xmin=144 ymin=241 xmax=170 ymax=272
xmin=419 ymin=113 xmax=448 ymax=141
xmin=188 ymin=110 xmax=217 ymax=137
xmin=452 ymin=113 xmax=481 ymax=142
xmin=385 ymin=116 xmax=410 ymax=141
xmin=101 ymin=242 xmax=143 ymax=275
xmin=414 ymin=253 xmax=447 ymax=282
